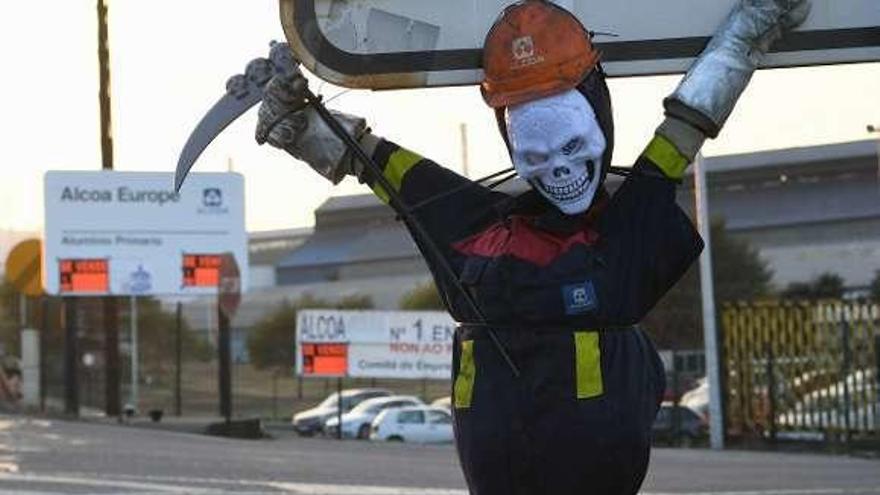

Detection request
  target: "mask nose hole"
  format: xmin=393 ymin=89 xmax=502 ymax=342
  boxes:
xmin=553 ymin=166 xmax=571 ymax=178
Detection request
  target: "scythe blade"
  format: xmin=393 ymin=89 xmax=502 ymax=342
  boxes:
xmin=174 ymin=89 xmax=263 ymax=192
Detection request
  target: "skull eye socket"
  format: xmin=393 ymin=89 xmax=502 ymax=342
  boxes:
xmin=524 ymin=152 xmax=549 ymax=167
xmin=561 ymin=138 xmax=582 ymax=156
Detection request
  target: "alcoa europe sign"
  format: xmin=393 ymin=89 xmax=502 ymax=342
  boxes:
xmin=43 ymin=171 xmax=247 ymax=296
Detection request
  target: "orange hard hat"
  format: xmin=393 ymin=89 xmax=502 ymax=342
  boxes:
xmin=481 ymin=0 xmax=600 ymax=108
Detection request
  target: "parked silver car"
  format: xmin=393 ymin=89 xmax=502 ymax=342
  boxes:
xmin=292 ymin=388 xmax=390 ymax=436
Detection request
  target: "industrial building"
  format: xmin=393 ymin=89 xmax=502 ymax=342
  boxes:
xmin=177 ymin=139 xmax=880 ymax=342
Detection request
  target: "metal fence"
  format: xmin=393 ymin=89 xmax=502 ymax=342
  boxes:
xmin=722 ymin=301 xmax=879 ymax=442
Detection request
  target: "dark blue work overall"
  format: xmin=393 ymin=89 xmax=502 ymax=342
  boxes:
xmin=361 ymin=136 xmax=702 ymax=494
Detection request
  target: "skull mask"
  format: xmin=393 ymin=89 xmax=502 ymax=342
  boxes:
xmin=506 ymin=89 xmax=606 ymax=215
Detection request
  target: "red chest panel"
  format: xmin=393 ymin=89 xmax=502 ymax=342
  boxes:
xmin=452 ymin=216 xmax=600 ymax=267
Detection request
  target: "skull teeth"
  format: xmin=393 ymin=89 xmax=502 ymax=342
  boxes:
xmin=537 ymin=174 xmax=589 ymax=202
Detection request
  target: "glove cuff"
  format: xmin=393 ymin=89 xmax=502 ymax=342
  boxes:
xmin=346 ymin=132 xmax=381 ymax=182
xmin=655 ymin=117 xmax=707 ymax=164
xmin=666 ymin=41 xmax=755 ymax=138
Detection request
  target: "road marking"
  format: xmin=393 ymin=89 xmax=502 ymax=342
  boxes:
xmin=0 ymin=472 xmax=213 ymax=493
xmin=645 ymin=491 xmax=880 ymax=495
xmin=267 ymin=482 xmax=466 ymax=494
xmin=1 ymin=472 xmax=878 ymax=495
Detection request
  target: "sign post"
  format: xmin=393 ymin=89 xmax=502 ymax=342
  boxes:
xmin=175 ymin=302 xmax=183 ymax=416
xmin=217 ymin=253 xmax=241 ymax=422
xmin=63 ymin=298 xmax=79 ymax=416
xmin=336 ymin=377 xmax=343 ymax=440
xmin=129 ymin=295 xmax=139 ymax=412
xmin=5 ymin=240 xmax=44 ymax=410
xmin=104 ymin=296 xmax=120 ymax=418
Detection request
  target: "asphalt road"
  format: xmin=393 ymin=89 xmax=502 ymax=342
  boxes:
xmin=0 ymin=415 xmax=878 ymax=494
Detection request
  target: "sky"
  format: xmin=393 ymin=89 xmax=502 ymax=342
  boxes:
xmin=1 ymin=0 xmax=878 ymax=235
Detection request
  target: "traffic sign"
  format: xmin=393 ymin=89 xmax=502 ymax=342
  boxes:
xmin=280 ymin=0 xmax=880 ymax=89
xmin=296 ymin=310 xmax=456 ymax=379
xmin=4 ymin=239 xmax=43 ymax=297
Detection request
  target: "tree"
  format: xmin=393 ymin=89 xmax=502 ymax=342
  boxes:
xmin=782 ymin=272 xmax=845 ymax=300
xmin=246 ymin=293 xmax=374 ymax=371
xmin=398 ymin=281 xmax=444 ymax=310
xmin=643 ymin=219 xmax=774 ymax=349
xmin=122 ymin=298 xmax=212 ymax=380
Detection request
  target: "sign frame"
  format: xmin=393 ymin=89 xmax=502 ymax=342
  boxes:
xmin=280 ymin=0 xmax=880 ymax=89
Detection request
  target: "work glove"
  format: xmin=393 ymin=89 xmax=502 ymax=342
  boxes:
xmin=657 ymin=0 xmax=811 ymax=162
xmin=255 ymin=44 xmax=376 ymax=184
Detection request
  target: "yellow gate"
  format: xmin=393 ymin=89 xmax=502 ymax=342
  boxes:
xmin=722 ymin=301 xmax=879 ymax=440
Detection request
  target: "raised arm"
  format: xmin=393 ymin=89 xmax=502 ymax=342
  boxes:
xmin=591 ymin=0 xmax=811 ymax=325
xmin=254 ymin=61 xmax=505 ymax=247
xmin=641 ymin=0 xmax=811 ymax=180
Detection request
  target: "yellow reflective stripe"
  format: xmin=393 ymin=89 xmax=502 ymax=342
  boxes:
xmin=642 ymin=135 xmax=689 ymax=179
xmin=370 ymin=148 xmax=423 ymax=203
xmin=574 ymin=331 xmax=603 ymax=399
xmin=370 ymin=183 xmax=391 ymax=204
xmin=453 ymin=340 xmax=476 ymax=409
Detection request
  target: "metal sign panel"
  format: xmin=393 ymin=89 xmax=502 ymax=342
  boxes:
xmin=43 ymin=171 xmax=247 ymax=297
xmin=280 ymin=0 xmax=880 ymax=89
xmin=296 ymin=310 xmax=456 ymax=379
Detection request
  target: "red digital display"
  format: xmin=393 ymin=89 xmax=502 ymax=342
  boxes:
xmin=302 ymin=343 xmax=348 ymax=376
xmin=182 ymin=254 xmax=221 ymax=287
xmin=59 ymin=258 xmax=109 ymax=294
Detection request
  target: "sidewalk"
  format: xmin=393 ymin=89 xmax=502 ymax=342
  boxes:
xmin=80 ymin=412 xmax=299 ymax=439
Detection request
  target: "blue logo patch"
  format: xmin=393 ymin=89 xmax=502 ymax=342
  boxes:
xmin=562 ymin=281 xmax=598 ymax=315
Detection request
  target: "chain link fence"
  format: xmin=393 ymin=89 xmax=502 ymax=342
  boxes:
xmin=24 ymin=297 xmax=450 ymax=421
xmin=723 ymin=301 xmax=879 ymax=444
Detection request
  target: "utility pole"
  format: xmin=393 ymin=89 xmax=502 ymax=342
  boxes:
xmin=175 ymin=302 xmax=183 ymax=416
xmin=63 ymin=299 xmax=79 ymax=416
xmin=97 ymin=0 xmax=121 ymax=417
xmin=218 ymin=307 xmax=232 ymax=422
xmin=129 ymin=296 xmax=139 ymax=412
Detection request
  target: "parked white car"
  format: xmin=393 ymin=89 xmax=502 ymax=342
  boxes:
xmin=680 ymin=376 xmax=709 ymax=420
xmin=370 ymin=405 xmax=454 ymax=443
xmin=324 ymin=395 xmax=424 ymax=439
xmin=777 ymin=368 xmax=876 ymax=432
